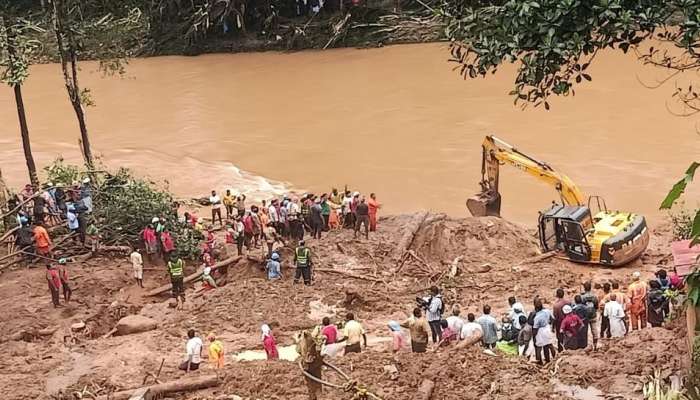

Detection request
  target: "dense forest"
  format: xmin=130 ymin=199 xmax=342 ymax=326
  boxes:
xmin=4 ymin=0 xmax=440 ymax=59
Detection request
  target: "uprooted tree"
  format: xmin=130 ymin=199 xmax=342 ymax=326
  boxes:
xmin=43 ymin=159 xmax=203 ymax=260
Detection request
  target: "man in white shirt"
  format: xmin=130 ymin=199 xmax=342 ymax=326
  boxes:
xmin=446 ymin=305 xmax=465 ymax=340
xmin=209 ymin=190 xmax=222 ymax=226
xmin=604 ymin=294 xmax=627 ymax=338
xmin=179 ymin=329 xmax=203 ymax=372
xmin=456 ymin=313 xmax=483 ymax=348
xmin=130 ymin=248 xmax=143 ymax=288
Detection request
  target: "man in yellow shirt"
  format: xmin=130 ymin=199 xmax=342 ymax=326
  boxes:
xmin=338 ymin=312 xmax=367 ymax=355
xmin=223 ymin=190 xmax=235 ymax=219
xmin=208 ymin=333 xmax=224 ymax=371
xmin=400 ymin=307 xmax=431 ymax=353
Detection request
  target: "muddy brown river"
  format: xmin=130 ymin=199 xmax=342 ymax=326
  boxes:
xmin=1 ymin=43 xmax=698 ymax=224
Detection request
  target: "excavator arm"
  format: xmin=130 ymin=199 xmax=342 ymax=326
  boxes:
xmin=467 ymin=135 xmax=586 ymax=217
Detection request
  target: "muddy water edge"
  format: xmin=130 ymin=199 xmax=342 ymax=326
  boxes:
xmin=0 ymin=43 xmax=698 ymax=224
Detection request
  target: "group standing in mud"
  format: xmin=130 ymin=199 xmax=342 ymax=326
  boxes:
xmin=368 ymin=270 xmax=680 ymax=366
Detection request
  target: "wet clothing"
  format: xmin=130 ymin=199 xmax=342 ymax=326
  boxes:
xmin=266 ymin=259 xmax=281 ymax=280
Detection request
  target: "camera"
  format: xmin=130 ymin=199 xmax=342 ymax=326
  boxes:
xmin=415 ymin=296 xmax=431 ymax=310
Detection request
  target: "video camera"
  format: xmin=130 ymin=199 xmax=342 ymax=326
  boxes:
xmin=415 ymin=296 xmax=431 ymax=310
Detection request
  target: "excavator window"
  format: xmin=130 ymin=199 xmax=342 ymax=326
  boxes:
xmin=561 ymin=220 xmax=591 ymax=262
xmin=540 ymin=217 xmax=558 ymax=251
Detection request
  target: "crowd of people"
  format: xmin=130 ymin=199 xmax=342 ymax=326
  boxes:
xmin=175 ymin=268 xmax=682 ymax=374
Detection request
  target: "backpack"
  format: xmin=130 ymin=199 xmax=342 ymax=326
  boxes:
xmin=581 ymin=293 xmax=597 ymax=320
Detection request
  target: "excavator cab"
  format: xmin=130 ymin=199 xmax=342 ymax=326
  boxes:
xmin=538 ymin=205 xmax=593 ymax=263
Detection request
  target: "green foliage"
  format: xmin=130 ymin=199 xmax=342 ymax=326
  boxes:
xmin=45 ymin=160 xmax=203 ymax=260
xmin=43 ymin=157 xmax=81 ymax=186
xmin=669 ymin=205 xmax=699 ymax=241
xmin=0 ymin=17 xmax=43 ymax=86
xmin=661 ymin=162 xmax=700 ymax=246
xmin=442 ymin=0 xmax=699 ymax=107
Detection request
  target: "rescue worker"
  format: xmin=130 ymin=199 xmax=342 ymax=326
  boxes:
xmin=57 ymin=258 xmax=72 ymax=302
xmin=627 ymin=271 xmax=647 ymax=330
xmin=294 ymin=240 xmax=313 ymax=285
xmin=168 ymin=254 xmax=186 ymax=304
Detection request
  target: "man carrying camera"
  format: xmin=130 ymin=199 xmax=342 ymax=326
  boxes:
xmin=417 ymin=286 xmax=444 ymax=343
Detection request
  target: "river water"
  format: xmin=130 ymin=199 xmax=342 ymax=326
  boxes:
xmin=1 ymin=43 xmax=698 ymax=224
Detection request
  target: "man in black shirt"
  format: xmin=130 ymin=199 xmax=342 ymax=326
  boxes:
xmin=354 ymin=198 xmax=370 ymax=239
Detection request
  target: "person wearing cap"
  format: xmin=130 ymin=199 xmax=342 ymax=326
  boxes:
xmin=604 ymin=293 xmax=627 ymax=337
xmin=559 ymin=305 xmax=583 ymax=350
xmin=207 ymin=333 xmax=225 ymax=370
xmin=130 ymin=247 xmax=144 ymax=288
xmin=80 ymin=178 xmax=93 ymax=213
xmin=266 ymin=252 xmax=282 ymax=280
xmin=627 ymin=272 xmax=647 ymax=330
xmin=57 ymin=258 xmax=72 ymax=302
xmin=294 ymin=240 xmax=313 ymax=285
xmin=209 ymin=190 xmax=223 ymax=226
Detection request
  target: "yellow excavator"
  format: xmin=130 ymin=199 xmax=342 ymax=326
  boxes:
xmin=467 ymin=135 xmax=649 ymax=266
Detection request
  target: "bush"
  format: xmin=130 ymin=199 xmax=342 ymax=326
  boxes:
xmin=669 ymin=204 xmax=699 ymax=241
xmin=47 ymin=161 xmax=203 ymax=260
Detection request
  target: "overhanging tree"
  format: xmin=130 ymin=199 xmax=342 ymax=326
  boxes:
xmin=0 ymin=13 xmax=41 ymax=188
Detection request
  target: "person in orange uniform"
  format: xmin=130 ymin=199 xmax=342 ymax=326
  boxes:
xmin=34 ymin=222 xmax=52 ymax=257
xmin=367 ymin=193 xmax=381 ymax=232
xmin=627 ymin=271 xmax=647 ymax=330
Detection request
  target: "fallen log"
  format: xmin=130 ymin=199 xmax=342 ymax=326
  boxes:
xmin=394 ymin=211 xmax=429 ymax=262
xmin=313 ymin=268 xmax=385 ymax=283
xmin=95 ymin=374 xmax=219 ymax=400
xmin=145 ymin=255 xmax=242 ymax=296
xmin=415 ymin=379 xmax=435 ymax=400
xmin=99 ymin=245 xmax=131 ymax=253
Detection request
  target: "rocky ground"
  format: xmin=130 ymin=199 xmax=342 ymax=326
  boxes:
xmin=0 ymin=213 xmax=687 ymax=400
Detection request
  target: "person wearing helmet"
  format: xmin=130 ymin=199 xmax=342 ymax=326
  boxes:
xmin=294 ymin=240 xmax=312 ymax=285
xmin=266 ymin=252 xmax=282 ymax=280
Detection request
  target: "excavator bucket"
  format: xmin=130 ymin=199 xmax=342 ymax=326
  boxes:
xmin=466 ymin=190 xmax=502 ymax=217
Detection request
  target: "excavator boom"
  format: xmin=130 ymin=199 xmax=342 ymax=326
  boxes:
xmin=467 ymin=135 xmax=586 ymax=217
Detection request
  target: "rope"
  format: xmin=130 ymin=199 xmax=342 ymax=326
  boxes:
xmin=297 ymin=361 xmax=384 ymax=400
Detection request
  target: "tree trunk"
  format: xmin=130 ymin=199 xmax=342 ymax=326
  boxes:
xmin=13 ymin=84 xmax=39 ymax=188
xmin=51 ymin=0 xmax=94 ymax=169
xmin=4 ymin=18 xmax=39 ymax=189
xmin=94 ymin=375 xmax=219 ymax=400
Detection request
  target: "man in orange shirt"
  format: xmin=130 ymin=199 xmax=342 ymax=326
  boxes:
xmin=367 ymin=193 xmax=381 ymax=232
xmin=627 ymin=272 xmax=647 ymax=330
xmin=34 ymin=222 xmax=52 ymax=257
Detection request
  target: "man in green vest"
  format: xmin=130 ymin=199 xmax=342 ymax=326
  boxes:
xmin=294 ymin=240 xmax=313 ymax=285
xmin=168 ymin=254 xmax=186 ymax=304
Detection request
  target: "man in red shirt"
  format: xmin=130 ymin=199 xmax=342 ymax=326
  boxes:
xmin=560 ymin=305 xmax=584 ymax=350
xmin=321 ymin=317 xmax=338 ymax=344
xmin=46 ymin=264 xmax=62 ymax=307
